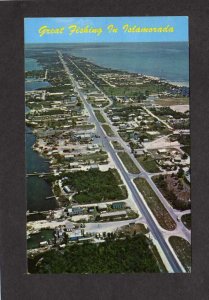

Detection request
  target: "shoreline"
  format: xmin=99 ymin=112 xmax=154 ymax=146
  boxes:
xmin=76 ymin=55 xmax=189 ymax=89
xmin=25 ymin=54 xmax=189 ymax=212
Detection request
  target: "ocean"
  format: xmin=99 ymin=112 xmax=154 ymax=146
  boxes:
xmin=62 ymin=42 xmax=189 ymax=86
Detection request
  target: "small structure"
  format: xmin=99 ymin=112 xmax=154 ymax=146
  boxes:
xmin=40 ymin=241 xmax=48 ymax=247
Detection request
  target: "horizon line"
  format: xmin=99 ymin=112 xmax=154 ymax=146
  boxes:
xmin=25 ymin=41 xmax=188 ymax=44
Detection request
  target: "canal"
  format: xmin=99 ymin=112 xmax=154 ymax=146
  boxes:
xmin=25 ymin=58 xmax=58 ymax=212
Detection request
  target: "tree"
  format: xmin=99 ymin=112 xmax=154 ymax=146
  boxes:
xmin=177 ymin=168 xmax=184 ymax=178
xmin=182 ymin=153 xmax=188 ymax=160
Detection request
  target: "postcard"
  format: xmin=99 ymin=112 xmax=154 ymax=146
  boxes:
xmin=25 ymin=16 xmax=190 ymax=274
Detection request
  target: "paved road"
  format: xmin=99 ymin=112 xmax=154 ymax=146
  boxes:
xmin=59 ymin=52 xmax=185 ymax=273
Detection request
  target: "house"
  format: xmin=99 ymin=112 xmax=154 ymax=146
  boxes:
xmin=157 ymin=149 xmax=167 ymax=154
xmin=75 ymin=133 xmax=92 ymax=142
xmin=90 ymin=164 xmax=99 ymax=170
xmin=112 ymin=116 xmax=120 ymax=122
xmin=63 ymin=186 xmax=71 ymax=194
xmin=87 ymin=144 xmax=99 ymax=151
xmin=119 ymin=124 xmax=127 ymax=130
xmin=97 ymin=203 xmax=107 ymax=211
xmin=112 ymin=202 xmax=126 ymax=210
xmin=134 ymin=149 xmax=144 ymax=156
xmin=72 ymin=206 xmax=83 ymax=215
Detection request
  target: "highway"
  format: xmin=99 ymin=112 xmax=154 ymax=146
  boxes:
xmin=58 ymin=51 xmax=184 ymax=273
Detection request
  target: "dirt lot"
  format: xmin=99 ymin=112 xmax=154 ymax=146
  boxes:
xmin=155 ymin=97 xmax=189 ymax=106
xmin=116 ymin=223 xmax=149 ymax=236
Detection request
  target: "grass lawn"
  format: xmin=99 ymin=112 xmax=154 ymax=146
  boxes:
xmin=181 ymin=214 xmax=191 ymax=230
xmin=76 ymin=124 xmax=95 ymax=130
xmin=118 ymin=152 xmax=140 ymax=174
xmin=169 ymin=236 xmax=191 ymax=272
xmin=133 ymin=178 xmax=176 ymax=231
xmin=102 ymin=124 xmax=115 ymax=137
xmin=94 ymin=110 xmax=106 ymax=123
xmin=111 ymin=140 xmax=123 ymax=150
xmin=136 ymin=155 xmax=160 ymax=173
xmin=77 ymin=151 xmax=108 ymax=163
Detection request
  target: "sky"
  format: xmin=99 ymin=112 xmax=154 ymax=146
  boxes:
xmin=24 ymin=17 xmax=188 ymax=43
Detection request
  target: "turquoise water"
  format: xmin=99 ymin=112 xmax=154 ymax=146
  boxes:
xmin=27 ymin=229 xmax=54 ymax=249
xmin=66 ymin=42 xmax=189 ymax=86
xmin=25 ymin=58 xmax=43 ymax=71
xmin=25 ymin=81 xmax=50 ymax=91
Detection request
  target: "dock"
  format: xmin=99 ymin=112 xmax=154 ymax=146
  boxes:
xmin=26 ymin=172 xmax=53 ymax=177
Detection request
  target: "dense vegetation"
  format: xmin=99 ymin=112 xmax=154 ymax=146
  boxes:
xmin=153 ymin=174 xmax=191 ymax=211
xmin=62 ymin=169 xmax=127 ymax=204
xmin=150 ymin=107 xmax=189 ymax=119
xmin=28 ymin=235 xmax=160 ymax=273
xmin=181 ymin=214 xmax=191 ymax=230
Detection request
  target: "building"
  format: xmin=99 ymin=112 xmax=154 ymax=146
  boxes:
xmin=63 ymin=186 xmax=71 ymax=193
xmin=100 ymin=210 xmax=127 ymax=219
xmin=72 ymin=206 xmax=83 ymax=215
xmin=68 ymin=206 xmax=83 ymax=216
xmin=112 ymin=201 xmax=126 ymax=210
xmin=157 ymin=149 xmax=167 ymax=154
xmin=70 ymin=162 xmax=79 ymax=168
xmin=112 ymin=116 xmax=120 ymax=122
xmin=87 ymin=144 xmax=99 ymax=151
xmin=65 ymin=221 xmax=75 ymax=231
xmin=90 ymin=164 xmax=99 ymax=170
